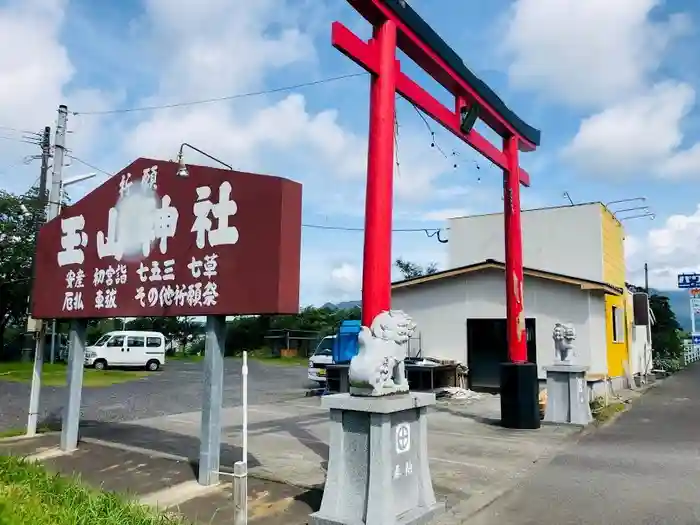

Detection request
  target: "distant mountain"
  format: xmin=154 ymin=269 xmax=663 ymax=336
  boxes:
xmin=658 ymin=289 xmax=692 ymax=331
xmin=637 ymin=288 xmax=691 ymax=331
xmin=321 ymin=300 xmax=361 ymax=310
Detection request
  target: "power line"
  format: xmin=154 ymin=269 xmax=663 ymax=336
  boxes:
xmin=0 ymin=125 xmax=42 ymax=135
xmin=64 ymin=154 xmax=446 ymax=237
xmin=72 ymin=73 xmax=368 ymax=116
xmin=67 ymin=155 xmax=113 ymax=177
xmin=0 ymin=135 xmax=41 ymax=146
xmin=302 ymin=223 xmax=440 ymax=232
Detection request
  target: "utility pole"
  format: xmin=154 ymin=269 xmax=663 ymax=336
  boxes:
xmin=26 ymin=125 xmax=52 ymax=436
xmin=27 ymin=105 xmax=68 ymax=436
xmin=644 ymin=263 xmax=649 ymax=293
xmin=48 ymin=105 xmax=68 ymax=220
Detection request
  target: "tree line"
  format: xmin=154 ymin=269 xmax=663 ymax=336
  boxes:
xmin=0 ymin=181 xmax=686 ymax=367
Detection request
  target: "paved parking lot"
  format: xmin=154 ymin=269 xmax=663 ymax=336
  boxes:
xmin=81 ymin=394 xmax=579 ymax=518
xmin=0 ymin=359 xmax=310 ymax=432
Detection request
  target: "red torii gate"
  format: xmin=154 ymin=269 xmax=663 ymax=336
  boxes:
xmin=336 ymin=0 xmax=542 ymax=428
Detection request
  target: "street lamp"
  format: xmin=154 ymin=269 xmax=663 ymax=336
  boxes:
xmin=58 ymin=172 xmax=97 ymax=211
xmin=176 ymin=142 xmax=233 ymax=178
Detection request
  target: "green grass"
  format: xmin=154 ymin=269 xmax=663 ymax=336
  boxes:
xmin=166 ymin=353 xmax=204 ymax=362
xmin=0 ymin=424 xmax=57 ymax=440
xmin=243 ymin=349 xmax=308 ymax=367
xmin=0 ymin=456 xmax=185 ymax=524
xmin=0 ymin=429 xmax=26 ymax=439
xmin=0 ymin=362 xmax=151 ymax=388
xmin=590 ymin=399 xmax=627 ymax=424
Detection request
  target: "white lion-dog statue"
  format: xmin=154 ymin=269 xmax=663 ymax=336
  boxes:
xmin=552 ymin=322 xmax=576 ymax=363
xmin=348 ymin=310 xmax=416 ymax=396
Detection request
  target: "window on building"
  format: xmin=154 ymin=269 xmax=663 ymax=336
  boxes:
xmin=612 ymin=306 xmax=624 ymax=343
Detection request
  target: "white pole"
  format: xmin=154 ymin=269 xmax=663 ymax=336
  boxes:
xmin=242 ymin=351 xmax=248 ymax=463
xmin=692 ymin=295 xmax=697 ymax=335
xmin=233 ymin=351 xmax=249 ymax=525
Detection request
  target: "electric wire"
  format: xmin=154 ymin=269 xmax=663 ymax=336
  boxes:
xmin=66 ymin=155 xmax=113 ymax=177
xmin=62 ymin=154 xmax=446 ymax=239
xmin=72 ymin=73 xmax=368 ymax=116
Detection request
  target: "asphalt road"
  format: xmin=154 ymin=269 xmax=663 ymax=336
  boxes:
xmin=0 ymin=359 xmax=311 ymax=433
xmin=468 ymin=364 xmax=700 ymax=525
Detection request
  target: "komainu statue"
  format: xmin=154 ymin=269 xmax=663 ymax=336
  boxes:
xmin=348 ymin=310 xmax=416 ymax=396
xmin=552 ymin=322 xmax=576 ymax=363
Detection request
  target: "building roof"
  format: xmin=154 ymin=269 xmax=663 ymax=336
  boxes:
xmin=391 ymin=259 xmax=624 ymax=296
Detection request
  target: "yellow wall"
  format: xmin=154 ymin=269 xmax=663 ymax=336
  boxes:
xmin=601 ymin=206 xmax=625 ymax=288
xmin=600 ymin=205 xmax=628 ymax=377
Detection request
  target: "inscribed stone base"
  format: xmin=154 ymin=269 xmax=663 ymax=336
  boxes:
xmin=543 ymin=364 xmax=593 ymax=426
xmin=309 ymin=392 xmax=444 ymax=525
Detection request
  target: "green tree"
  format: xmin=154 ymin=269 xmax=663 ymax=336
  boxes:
xmin=0 ymin=187 xmax=44 ymax=353
xmin=649 ymin=293 xmax=683 ymax=369
xmin=394 ymin=257 xmax=439 ymax=280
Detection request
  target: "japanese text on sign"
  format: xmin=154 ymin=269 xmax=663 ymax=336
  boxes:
xmin=57 ymin=164 xmax=236 ymax=314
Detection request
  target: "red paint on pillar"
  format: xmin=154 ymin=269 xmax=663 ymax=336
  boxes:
xmin=361 ymin=20 xmax=398 ymax=327
xmin=503 ymin=135 xmax=528 ymax=363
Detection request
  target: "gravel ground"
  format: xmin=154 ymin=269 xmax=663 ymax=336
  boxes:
xmin=0 ymin=359 xmax=312 ymax=432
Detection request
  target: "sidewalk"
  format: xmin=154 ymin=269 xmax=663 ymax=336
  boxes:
xmin=467 ymin=364 xmax=700 ymax=524
xmin=0 ymin=434 xmax=320 ymax=525
xmin=0 ymin=394 xmax=582 ymax=524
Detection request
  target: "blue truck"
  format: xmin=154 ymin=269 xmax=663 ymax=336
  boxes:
xmin=307 ymin=320 xmax=362 ymax=384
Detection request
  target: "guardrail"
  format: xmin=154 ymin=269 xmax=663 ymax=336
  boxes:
xmin=683 ymin=342 xmax=700 ymax=365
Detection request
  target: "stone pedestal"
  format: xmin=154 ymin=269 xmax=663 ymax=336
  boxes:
xmin=309 ymin=392 xmax=444 ymax=525
xmin=543 ymin=364 xmax=592 ymax=426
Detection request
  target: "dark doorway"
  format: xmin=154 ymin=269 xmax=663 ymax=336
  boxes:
xmin=466 ymin=318 xmax=537 ymax=392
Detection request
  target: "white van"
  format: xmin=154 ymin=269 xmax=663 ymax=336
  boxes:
xmin=308 ymin=335 xmax=335 ymax=384
xmin=84 ymin=331 xmax=166 ymax=371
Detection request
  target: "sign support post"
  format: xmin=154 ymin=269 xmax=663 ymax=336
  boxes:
xmin=198 ymin=314 xmax=227 ymax=486
xmin=60 ymin=318 xmax=87 ymax=452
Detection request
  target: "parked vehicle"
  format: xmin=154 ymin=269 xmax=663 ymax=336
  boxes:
xmin=84 ymin=331 xmax=166 ymax=371
xmin=307 ymin=320 xmax=363 ymax=385
xmin=308 ymin=335 xmax=335 ymax=384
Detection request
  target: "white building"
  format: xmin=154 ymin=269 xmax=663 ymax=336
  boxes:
xmin=391 ymin=203 xmax=648 ymax=394
xmin=392 ymin=259 xmax=619 ymax=391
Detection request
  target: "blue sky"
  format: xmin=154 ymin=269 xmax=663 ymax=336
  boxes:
xmin=1 ymin=0 xmax=700 ymax=304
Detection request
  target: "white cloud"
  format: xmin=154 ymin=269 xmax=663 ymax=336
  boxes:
xmin=419 ymin=208 xmax=469 ymax=221
xmin=0 ymin=0 xmax=114 ymax=192
xmin=325 ymin=262 xmax=362 ymax=300
xmin=503 ymin=0 xmax=690 ymax=108
xmin=0 ymin=0 xmax=72 ymax=131
xmin=563 ymin=82 xmax=700 ymax=178
xmin=626 ymin=205 xmax=700 ymax=289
